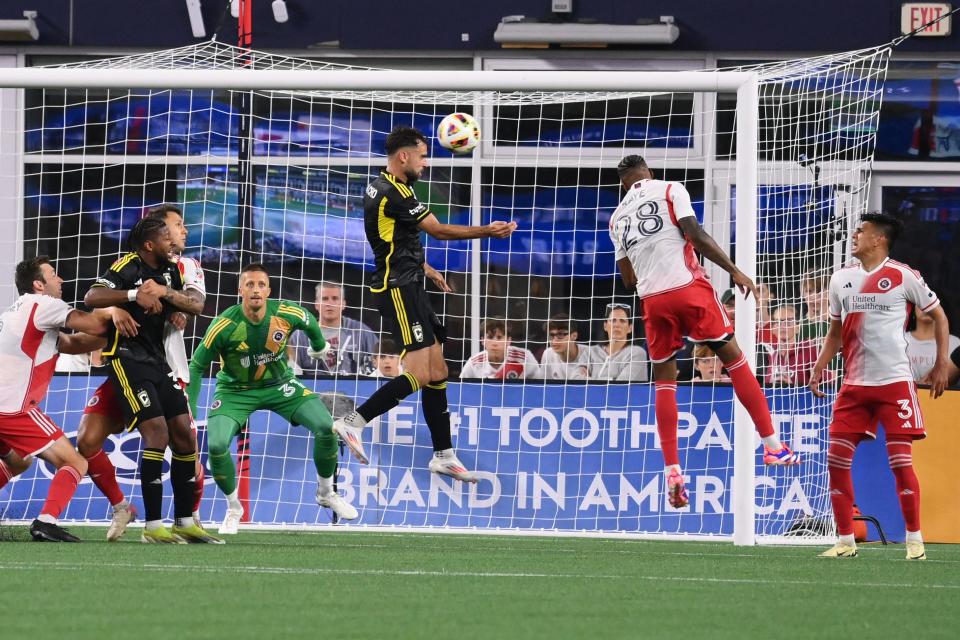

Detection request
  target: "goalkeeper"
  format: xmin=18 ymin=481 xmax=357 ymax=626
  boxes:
xmin=187 ymin=263 xmax=357 ymax=534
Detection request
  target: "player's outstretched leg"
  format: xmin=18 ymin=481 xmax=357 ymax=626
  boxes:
xmin=651 ymin=361 xmax=687 ymax=508
xmin=191 ymin=425 xmax=205 ymax=527
xmin=77 ymin=412 xmax=136 ymax=541
xmin=888 ymin=435 xmax=925 ymax=560
xmin=206 ymin=414 xmax=244 ymax=534
xmin=819 ymin=434 xmax=860 ymax=558
xmin=334 ymin=370 xmax=421 ymax=464
xmin=293 ymin=400 xmax=358 ymax=521
xmin=30 ymin=435 xmax=88 ymax=543
xmin=136 ymin=418 xmax=184 ymax=544
xmin=423 ymin=379 xmax=476 ymax=483
xmin=163 ymin=414 xmax=222 ymax=544
xmin=714 ymin=339 xmax=799 ymax=465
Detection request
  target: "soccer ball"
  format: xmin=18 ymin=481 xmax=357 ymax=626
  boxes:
xmin=437 ymin=112 xmax=480 ymax=154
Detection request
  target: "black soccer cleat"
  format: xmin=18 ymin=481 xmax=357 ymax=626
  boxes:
xmin=30 ymin=519 xmax=81 ymax=543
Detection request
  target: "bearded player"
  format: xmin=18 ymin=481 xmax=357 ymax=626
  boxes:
xmin=610 ymin=155 xmax=798 ymax=509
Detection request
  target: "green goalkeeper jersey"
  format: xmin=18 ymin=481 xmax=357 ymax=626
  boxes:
xmin=187 ymin=299 xmax=325 ymax=414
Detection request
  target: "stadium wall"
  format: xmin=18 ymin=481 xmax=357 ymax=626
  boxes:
xmin=0 ymin=1 xmax=957 ymax=54
xmin=4 ymin=378 xmax=958 ymax=542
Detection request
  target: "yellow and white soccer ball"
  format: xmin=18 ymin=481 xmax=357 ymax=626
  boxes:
xmin=437 ymin=112 xmax=480 ymax=154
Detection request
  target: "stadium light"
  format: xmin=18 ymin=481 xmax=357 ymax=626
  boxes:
xmin=0 ymin=10 xmax=39 ymax=42
xmin=185 ymin=0 xmax=206 ymax=39
xmin=494 ymin=15 xmax=679 ymax=46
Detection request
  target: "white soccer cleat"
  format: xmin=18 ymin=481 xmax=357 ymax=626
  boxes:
xmin=428 ymin=451 xmax=477 ymax=483
xmin=906 ymin=541 xmax=926 ymax=560
xmin=818 ymin=542 xmax=858 ymax=558
xmin=316 ymin=490 xmax=359 ymax=521
xmin=218 ymin=504 xmax=244 ymax=535
xmin=332 ymin=419 xmax=368 ymax=464
xmin=106 ymin=502 xmax=137 ymax=542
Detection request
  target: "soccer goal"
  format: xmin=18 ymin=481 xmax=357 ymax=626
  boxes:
xmin=0 ymin=43 xmax=890 ymax=545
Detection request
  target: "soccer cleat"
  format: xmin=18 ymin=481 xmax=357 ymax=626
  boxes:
xmin=666 ymin=469 xmax=689 ymax=508
xmin=316 ymin=490 xmax=359 ymax=521
xmin=106 ymin=503 xmax=137 ymax=542
xmin=219 ymin=504 xmax=244 ymax=535
xmin=764 ymin=444 xmax=801 ymax=465
xmin=332 ymin=419 xmax=368 ymax=464
xmin=30 ymin=519 xmax=80 ymax=543
xmin=818 ymin=542 xmax=858 ymax=558
xmin=906 ymin=541 xmax=926 ymax=560
xmin=141 ymin=526 xmax=187 ymax=544
xmin=171 ymin=523 xmax=225 ymax=544
xmin=428 ymin=452 xmax=477 ymax=483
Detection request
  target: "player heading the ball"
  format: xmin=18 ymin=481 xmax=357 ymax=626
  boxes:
xmin=610 ymin=155 xmax=799 ymax=509
xmin=333 ymin=125 xmax=516 ymax=482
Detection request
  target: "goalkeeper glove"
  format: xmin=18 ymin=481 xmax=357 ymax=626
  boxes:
xmin=307 ymin=342 xmax=333 ymax=361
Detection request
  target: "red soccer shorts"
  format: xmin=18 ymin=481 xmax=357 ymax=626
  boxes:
xmin=642 ymin=278 xmax=733 ymax=363
xmin=0 ymin=409 xmax=65 ymax=457
xmin=830 ymin=380 xmax=926 ymax=440
xmin=83 ymin=379 xmax=123 ymax=421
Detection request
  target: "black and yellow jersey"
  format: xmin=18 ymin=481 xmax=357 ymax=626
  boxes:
xmin=89 ymin=252 xmax=183 ymax=364
xmin=363 ymin=171 xmax=432 ymax=292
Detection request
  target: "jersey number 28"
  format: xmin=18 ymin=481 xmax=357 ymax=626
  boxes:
xmin=619 ymin=201 xmax=664 ymax=249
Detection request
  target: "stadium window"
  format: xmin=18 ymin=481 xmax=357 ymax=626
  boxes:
xmin=875 ymin=61 xmax=960 ymax=161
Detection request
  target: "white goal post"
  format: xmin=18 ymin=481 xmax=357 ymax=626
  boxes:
xmin=0 ymin=46 xmax=890 ymax=545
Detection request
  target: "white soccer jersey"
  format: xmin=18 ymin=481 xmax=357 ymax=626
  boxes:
xmin=0 ymin=294 xmax=72 ymax=414
xmin=609 ymin=179 xmax=707 ymax=299
xmin=163 ymin=255 xmax=205 ymax=382
xmin=538 ymin=344 xmax=591 ymax=380
xmin=829 ymin=258 xmax=940 ymax=386
xmin=459 ymin=346 xmax=540 ymax=380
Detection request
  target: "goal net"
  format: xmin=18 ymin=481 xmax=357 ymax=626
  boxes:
xmin=0 ymin=42 xmax=890 ymax=543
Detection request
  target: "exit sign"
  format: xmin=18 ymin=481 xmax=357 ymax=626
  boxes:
xmin=901 ymin=3 xmax=952 ymax=36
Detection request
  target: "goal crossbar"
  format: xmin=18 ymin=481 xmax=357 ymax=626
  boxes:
xmin=0 ymin=68 xmax=757 ymax=93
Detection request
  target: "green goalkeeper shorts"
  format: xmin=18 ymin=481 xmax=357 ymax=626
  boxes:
xmin=207 ymin=378 xmax=319 ymax=426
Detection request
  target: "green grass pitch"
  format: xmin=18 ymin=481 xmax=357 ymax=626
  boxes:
xmin=1 ymin=527 xmax=957 ymax=639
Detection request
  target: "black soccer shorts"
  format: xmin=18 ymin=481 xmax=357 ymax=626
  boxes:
xmin=373 ymin=282 xmax=446 ymax=354
xmin=105 ymin=356 xmax=189 ymax=428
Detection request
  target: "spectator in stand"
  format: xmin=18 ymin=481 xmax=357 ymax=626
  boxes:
xmin=692 ymin=344 xmax=730 ymax=382
xmin=766 ymin=303 xmax=820 ymax=386
xmin=460 ymin=318 xmax=540 ymax=380
xmin=588 ymin=303 xmax=649 ymax=381
xmin=290 ymin=281 xmax=378 ymax=376
xmin=367 ymin=338 xmax=403 ymax=379
xmin=906 ymin=307 xmax=960 ymax=383
xmin=798 ymin=271 xmax=831 ymax=341
xmin=538 ymin=313 xmax=591 ymax=380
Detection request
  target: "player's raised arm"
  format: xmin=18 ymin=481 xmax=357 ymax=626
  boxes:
xmin=418 ymin=213 xmax=516 ymax=241
xmin=280 ymin=300 xmax=329 ymax=360
xmin=676 ymin=215 xmax=759 ymax=300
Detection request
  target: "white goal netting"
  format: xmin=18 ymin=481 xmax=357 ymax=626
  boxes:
xmin=0 ymin=42 xmax=890 ymax=542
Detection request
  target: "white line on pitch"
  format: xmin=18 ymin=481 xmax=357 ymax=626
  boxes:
xmin=2 ymin=561 xmax=959 ymax=589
